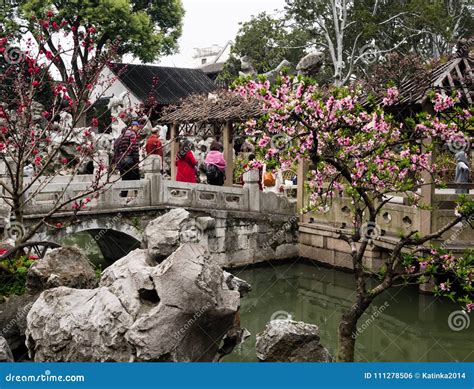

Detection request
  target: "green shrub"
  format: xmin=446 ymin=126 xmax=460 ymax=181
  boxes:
xmin=0 ymin=255 xmax=37 ymax=297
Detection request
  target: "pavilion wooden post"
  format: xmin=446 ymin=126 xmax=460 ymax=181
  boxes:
xmin=418 ymin=135 xmax=437 ymax=240
xmin=223 ymin=120 xmax=234 ymax=187
xmin=419 ymin=135 xmax=436 ymax=294
xmin=170 ymin=123 xmax=179 ymax=181
xmin=297 ymin=160 xmax=308 ymax=221
xmin=419 ymin=102 xmax=436 ymax=237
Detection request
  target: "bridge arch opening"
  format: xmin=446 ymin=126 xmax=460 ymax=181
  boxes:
xmin=60 ymin=229 xmax=141 ymax=268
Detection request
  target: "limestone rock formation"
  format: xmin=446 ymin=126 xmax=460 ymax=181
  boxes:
xmin=239 ymin=55 xmax=257 ymax=77
xmin=296 ymin=52 xmax=324 ymax=76
xmin=144 ymin=208 xmax=190 ymax=259
xmin=0 ymin=293 xmax=38 ymax=358
xmin=125 ymin=244 xmax=239 ymax=362
xmin=0 ymin=336 xmax=13 ymax=362
xmin=26 ymin=244 xmax=245 ymax=362
xmin=26 ymin=286 xmax=133 ymax=362
xmin=144 ymin=209 xmax=214 ymax=260
xmin=256 ymin=320 xmax=333 ymax=362
xmin=26 ymin=246 xmax=98 ymax=293
xmin=262 ymin=59 xmax=291 ymax=81
xmin=223 ymin=271 xmax=252 ymax=297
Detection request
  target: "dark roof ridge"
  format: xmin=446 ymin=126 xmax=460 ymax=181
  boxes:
xmin=109 ymin=62 xmax=204 ymax=72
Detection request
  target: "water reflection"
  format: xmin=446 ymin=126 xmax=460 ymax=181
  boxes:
xmin=227 ymin=261 xmax=474 ymax=362
xmin=60 ymin=232 xmax=105 ymax=266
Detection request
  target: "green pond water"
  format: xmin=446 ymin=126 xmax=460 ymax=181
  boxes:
xmin=226 ymin=261 xmax=474 ymax=362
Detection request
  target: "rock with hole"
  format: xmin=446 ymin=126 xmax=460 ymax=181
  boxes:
xmin=26 ymin=244 xmax=247 ymax=362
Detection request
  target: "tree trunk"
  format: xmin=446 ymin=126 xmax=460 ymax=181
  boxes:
xmin=336 ymin=296 xmax=372 ymax=362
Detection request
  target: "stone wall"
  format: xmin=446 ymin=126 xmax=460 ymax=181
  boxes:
xmin=298 ymin=223 xmax=389 ymax=272
xmin=207 ymin=210 xmax=298 ymax=268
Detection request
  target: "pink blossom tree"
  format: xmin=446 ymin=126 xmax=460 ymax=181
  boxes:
xmin=235 ymin=76 xmax=474 ymax=361
xmin=0 ymin=12 xmax=154 ymax=245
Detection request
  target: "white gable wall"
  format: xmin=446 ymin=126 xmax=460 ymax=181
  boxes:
xmin=90 ymin=66 xmax=141 ymax=107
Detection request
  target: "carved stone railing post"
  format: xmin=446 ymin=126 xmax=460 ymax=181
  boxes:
xmin=96 ymin=150 xmax=110 ymax=186
xmin=0 ymin=158 xmax=13 ymax=203
xmin=144 ymin=155 xmax=163 ymax=205
xmin=297 ymin=160 xmax=308 ymax=221
xmin=243 ymin=169 xmax=260 ymax=212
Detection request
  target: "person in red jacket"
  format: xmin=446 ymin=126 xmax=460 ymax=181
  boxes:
xmin=145 ymin=128 xmax=163 ymax=159
xmin=176 ymin=138 xmax=197 ymax=183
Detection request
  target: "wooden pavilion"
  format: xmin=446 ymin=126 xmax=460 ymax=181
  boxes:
xmin=381 ymin=38 xmax=473 ymax=115
xmin=159 ymin=91 xmax=264 ymax=186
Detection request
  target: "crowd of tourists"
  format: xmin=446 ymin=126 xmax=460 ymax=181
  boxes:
xmin=112 ymin=122 xmax=227 ymax=187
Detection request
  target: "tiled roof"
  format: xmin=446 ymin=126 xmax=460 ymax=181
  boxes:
xmin=109 ymin=63 xmax=217 ymax=105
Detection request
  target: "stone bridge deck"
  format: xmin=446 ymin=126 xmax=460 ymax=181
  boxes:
xmin=15 ymin=162 xmax=294 ymax=220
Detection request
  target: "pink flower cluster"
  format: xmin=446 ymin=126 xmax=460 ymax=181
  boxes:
xmin=432 ymin=92 xmax=459 ymax=113
xmin=235 ymin=76 xmax=468 ymax=206
xmin=382 ymin=87 xmax=399 ymax=106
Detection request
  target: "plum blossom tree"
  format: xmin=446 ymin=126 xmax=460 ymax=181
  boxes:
xmin=235 ymin=75 xmax=474 ymax=361
xmin=0 ymin=12 xmax=154 ymax=245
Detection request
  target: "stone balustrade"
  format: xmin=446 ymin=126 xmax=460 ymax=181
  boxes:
xmin=0 ymin=156 xmax=296 ymax=219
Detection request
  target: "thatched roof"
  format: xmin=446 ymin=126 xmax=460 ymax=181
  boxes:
xmin=158 ymin=91 xmax=265 ymax=124
xmin=387 ymin=39 xmax=473 ymax=108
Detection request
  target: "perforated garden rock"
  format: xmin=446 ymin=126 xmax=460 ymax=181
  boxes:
xmin=26 ymin=244 xmax=246 ymax=362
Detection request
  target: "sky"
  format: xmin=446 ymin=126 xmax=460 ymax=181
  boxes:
xmin=156 ymin=0 xmax=287 ymax=67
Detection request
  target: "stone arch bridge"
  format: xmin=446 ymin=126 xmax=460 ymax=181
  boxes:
xmin=1 ymin=161 xmax=297 ymax=266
